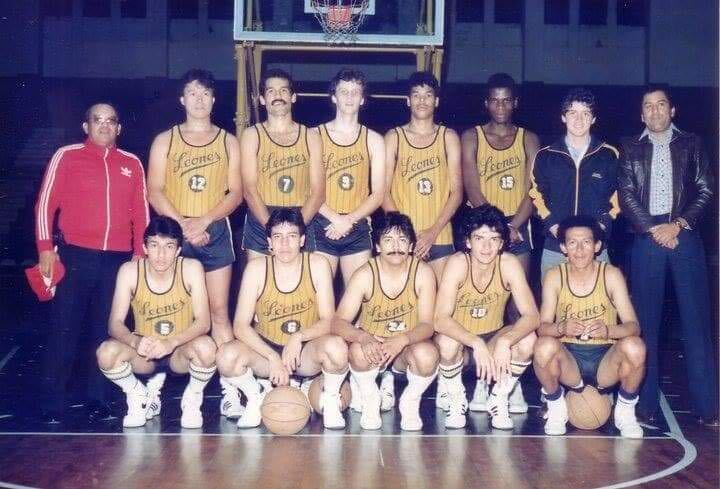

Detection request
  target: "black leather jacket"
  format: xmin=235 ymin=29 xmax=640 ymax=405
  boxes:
xmin=618 ymin=127 xmax=714 ymax=233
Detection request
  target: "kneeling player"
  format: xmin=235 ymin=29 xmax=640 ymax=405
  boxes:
xmin=534 ymin=215 xmax=645 ymax=438
xmin=217 ymin=208 xmax=349 ymax=429
xmin=332 ymin=212 xmax=439 ymax=431
xmin=435 ymin=205 xmax=538 ymax=429
xmin=96 ymin=216 xmax=217 ymax=429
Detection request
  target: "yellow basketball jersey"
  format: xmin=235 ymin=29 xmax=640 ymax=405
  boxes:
xmin=131 ymin=257 xmax=194 ymax=338
xmin=390 ymin=126 xmax=453 ymax=245
xmin=359 ymin=257 xmax=420 ymax=338
xmin=556 ymin=262 xmax=616 ymax=346
xmin=165 ymin=125 xmax=229 ymax=217
xmin=255 ymin=253 xmax=319 ymax=346
xmin=475 ymin=126 xmax=526 ymax=216
xmin=320 ymin=124 xmax=370 ymax=214
xmin=452 ymin=254 xmax=510 ymax=335
xmin=256 ymin=123 xmax=311 ymax=207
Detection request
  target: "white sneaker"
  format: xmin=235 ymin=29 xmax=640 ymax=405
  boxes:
xmin=359 ymin=388 xmax=382 ymax=430
xmin=237 ymin=385 xmax=267 ymax=429
xmin=435 ymin=375 xmax=450 ymax=411
xmin=321 ymin=391 xmax=346 ymax=430
xmin=445 ymin=389 xmax=468 ymax=429
xmin=180 ymin=389 xmax=204 ymax=429
xmin=544 ymin=396 xmax=568 ymax=435
xmin=614 ymin=398 xmax=643 ymax=439
xmin=145 ymin=372 xmax=166 ymax=420
xmin=468 ymin=380 xmax=489 ymax=412
xmin=508 ymin=381 xmax=529 ymax=414
xmin=487 ymin=393 xmax=514 ymax=430
xmin=300 ymin=377 xmax=313 ymax=398
xmin=349 ymin=375 xmax=362 ymax=413
xmin=399 ymin=389 xmax=423 ymax=431
xmin=380 ymin=371 xmax=395 ymax=412
xmin=123 ymin=382 xmax=148 ymax=428
xmin=220 ymin=380 xmax=244 ymax=419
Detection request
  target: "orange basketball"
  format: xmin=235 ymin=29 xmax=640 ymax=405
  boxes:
xmin=307 ymin=377 xmax=352 ymax=414
xmin=261 ymin=386 xmax=311 ymax=435
xmin=566 ymin=386 xmax=612 ymax=430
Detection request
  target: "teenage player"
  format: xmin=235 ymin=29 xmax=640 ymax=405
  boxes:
xmin=216 ymin=208 xmax=349 ymax=429
xmin=312 ymin=69 xmax=385 ymax=284
xmin=460 ymin=73 xmax=540 ymax=413
xmin=332 ymin=212 xmax=439 ymax=431
xmin=147 ymin=69 xmax=243 ymax=418
xmin=434 ymin=205 xmax=538 ymax=429
xmin=383 ymin=71 xmax=462 ymax=281
xmin=533 ymin=215 xmax=645 ymax=438
xmin=240 ymin=68 xmax=325 ymax=258
xmin=96 ymin=216 xmax=217 ymax=429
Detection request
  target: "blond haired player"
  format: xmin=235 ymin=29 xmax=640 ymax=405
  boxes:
xmin=534 ymin=215 xmax=645 ymax=438
xmin=240 ymin=68 xmax=325 ymax=259
xmin=312 ymin=69 xmax=385 ymax=284
xmin=96 ymin=216 xmax=216 ymax=429
xmin=435 ymin=205 xmax=538 ymax=430
xmin=217 ymin=208 xmax=349 ymax=429
xmin=147 ymin=69 xmax=243 ymax=418
xmin=332 ymin=212 xmax=439 ymax=431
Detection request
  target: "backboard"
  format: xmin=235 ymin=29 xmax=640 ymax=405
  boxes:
xmin=234 ymin=0 xmax=445 ymax=46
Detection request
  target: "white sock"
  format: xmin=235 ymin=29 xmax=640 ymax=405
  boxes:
xmin=322 ymin=368 xmax=348 ymax=395
xmin=225 ymin=368 xmax=261 ymax=396
xmin=404 ymin=367 xmax=438 ymax=401
xmin=350 ymin=366 xmax=380 ymax=398
xmin=101 ymin=362 xmax=140 ymax=393
xmin=492 ymin=360 xmax=531 ymax=396
xmin=187 ymin=362 xmax=217 ymax=393
xmin=439 ymin=360 xmax=463 ymax=392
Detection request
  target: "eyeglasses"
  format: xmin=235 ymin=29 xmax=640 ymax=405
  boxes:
xmin=90 ymin=116 xmax=119 ymax=127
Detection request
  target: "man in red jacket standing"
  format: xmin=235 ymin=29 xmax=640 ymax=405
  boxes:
xmin=35 ymin=103 xmax=149 ymax=423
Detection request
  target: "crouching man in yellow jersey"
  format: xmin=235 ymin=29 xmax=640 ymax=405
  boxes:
xmin=217 ymin=208 xmax=349 ymax=429
xmin=434 ymin=205 xmax=538 ymax=430
xmin=534 ymin=215 xmax=645 ymax=438
xmin=332 ymin=212 xmax=439 ymax=431
xmin=96 ymin=216 xmax=216 ymax=429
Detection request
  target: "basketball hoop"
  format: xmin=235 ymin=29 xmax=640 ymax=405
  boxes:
xmin=311 ymin=0 xmax=369 ymax=43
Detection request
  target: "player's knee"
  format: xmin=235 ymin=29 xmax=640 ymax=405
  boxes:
xmin=190 ymin=335 xmax=217 ymax=367
xmin=533 ymin=336 xmax=561 ymax=366
xmin=513 ymin=332 xmax=536 ymax=361
xmin=348 ymin=342 xmax=370 ymax=370
xmin=618 ymin=336 xmax=646 ymax=366
xmin=321 ymin=335 xmax=349 ymax=369
xmin=434 ymin=333 xmax=463 ymax=362
xmin=96 ymin=340 xmax=123 ymax=370
xmin=216 ymin=341 xmax=245 ymax=375
xmin=407 ymin=342 xmax=439 ymax=376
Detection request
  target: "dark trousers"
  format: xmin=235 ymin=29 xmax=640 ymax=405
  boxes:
xmin=630 ymin=223 xmax=718 ymax=419
xmin=41 ymin=244 xmax=130 ymax=413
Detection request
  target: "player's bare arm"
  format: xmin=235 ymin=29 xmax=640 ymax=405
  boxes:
xmin=240 ymin=126 xmax=270 ymax=226
xmin=415 ymin=128 xmax=463 ymax=258
xmin=107 ymin=261 xmax=143 ymax=349
xmin=509 ymin=130 xmax=540 ymax=233
xmin=461 ymin=128 xmax=487 ymax=207
xmin=381 ymin=129 xmax=400 ymax=212
xmin=350 ymin=129 xmax=386 ymax=222
xmin=497 ymin=253 xmax=539 ymax=344
xmin=147 ymin=129 xmax=184 ymax=223
xmin=300 ymin=128 xmax=326 ymax=224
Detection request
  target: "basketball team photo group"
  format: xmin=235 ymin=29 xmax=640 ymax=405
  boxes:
xmin=1 ymin=1 xmax=718 ymax=487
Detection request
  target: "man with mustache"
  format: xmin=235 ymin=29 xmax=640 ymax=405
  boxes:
xmin=217 ymin=208 xmax=349 ymax=429
xmin=240 ymin=68 xmax=325 ymax=259
xmin=332 ymin=212 xmax=439 ymax=431
xmin=533 ymin=215 xmax=645 ymax=438
xmin=147 ymin=69 xmax=243 ymax=420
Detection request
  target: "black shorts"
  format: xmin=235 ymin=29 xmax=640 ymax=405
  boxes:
xmin=505 ymin=216 xmax=532 ymax=256
xmin=565 ymin=343 xmax=612 ymax=384
xmin=312 ymin=214 xmax=372 ymax=256
xmin=425 ymin=243 xmax=455 ymax=262
xmin=242 ymin=206 xmax=316 ymax=254
xmin=181 ymin=217 xmax=235 ymax=272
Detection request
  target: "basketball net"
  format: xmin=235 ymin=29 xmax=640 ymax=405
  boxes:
xmin=311 ymin=0 xmax=369 ymax=43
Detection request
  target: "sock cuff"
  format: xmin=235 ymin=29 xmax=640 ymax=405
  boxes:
xmin=350 ymin=366 xmax=379 ymax=378
xmin=618 ymin=387 xmax=639 ymax=404
xmin=439 ymin=359 xmax=464 ymax=379
xmin=100 ymin=361 xmax=132 ymax=380
xmin=189 ymin=362 xmax=217 ymax=382
xmin=322 ymin=368 xmax=349 ymax=378
xmin=569 ymin=380 xmax=585 ymax=393
xmin=545 ymin=385 xmax=564 ymax=401
xmin=510 ymin=360 xmax=531 ymax=377
xmin=407 ymin=366 xmax=439 ymax=382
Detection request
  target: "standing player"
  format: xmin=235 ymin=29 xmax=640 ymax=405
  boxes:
xmin=383 ymin=71 xmax=462 ymax=281
xmin=434 ymin=205 xmax=538 ymax=429
xmin=332 ymin=212 xmax=439 ymax=431
xmin=312 ymin=69 xmax=386 ymax=284
xmin=533 ymin=216 xmax=645 ymax=438
xmin=147 ymin=69 xmax=243 ymax=418
xmin=96 ymin=217 xmax=217 ymax=429
xmin=217 ymin=208 xmax=349 ymax=429
xmin=460 ymin=73 xmax=539 ymax=412
xmin=240 ymin=68 xmax=325 ymax=258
